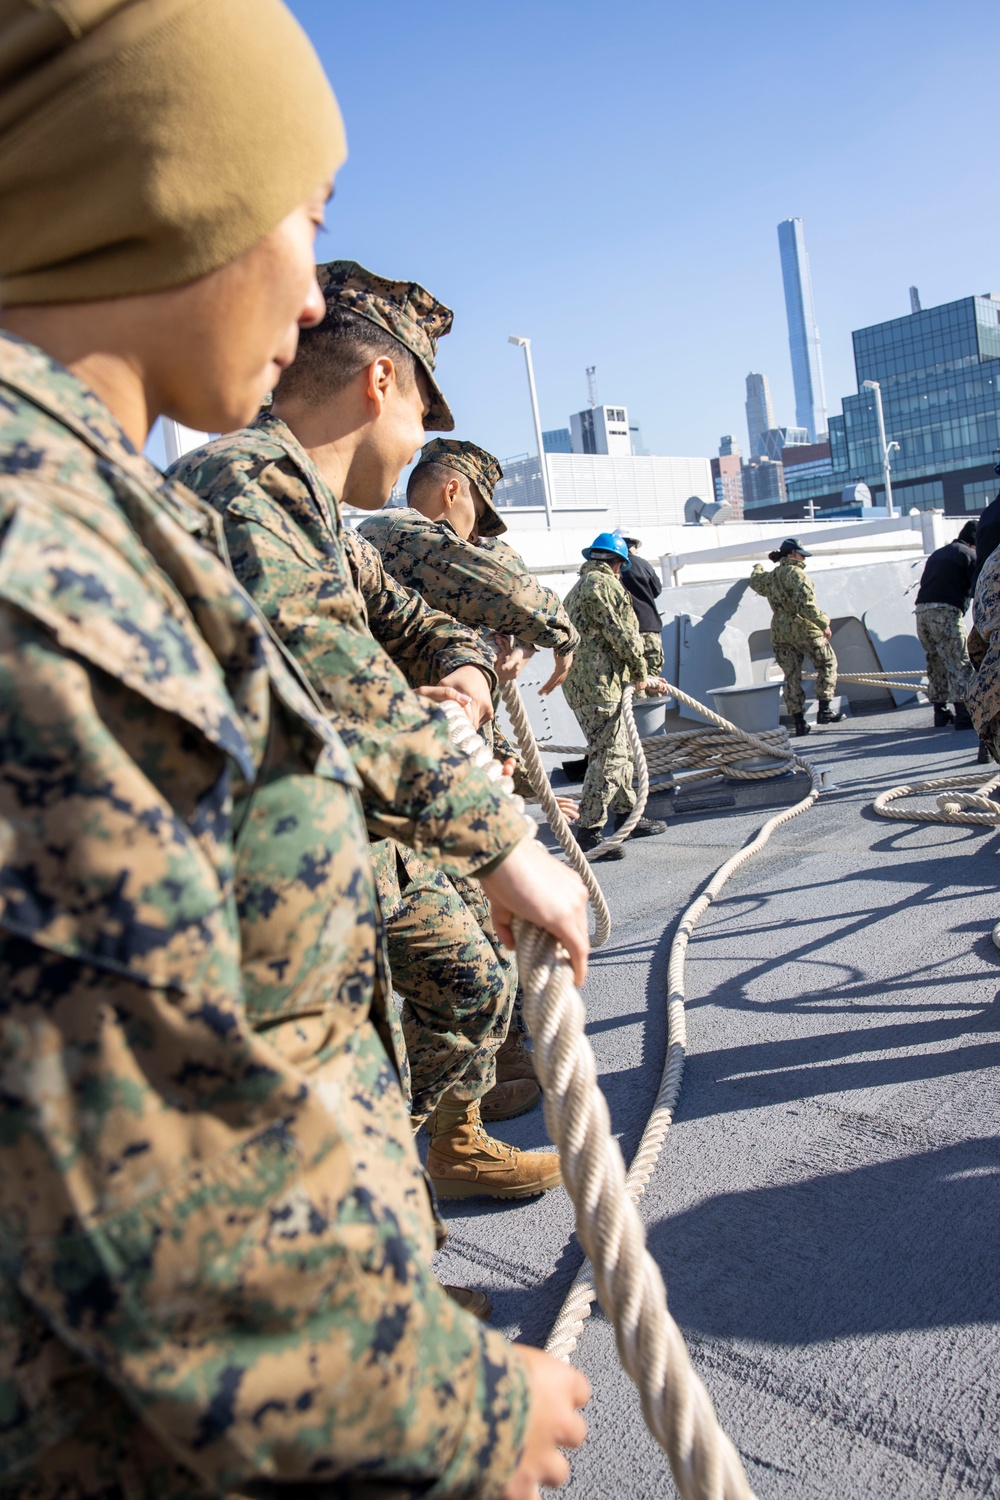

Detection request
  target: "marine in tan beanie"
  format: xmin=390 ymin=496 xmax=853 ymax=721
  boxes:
xmin=0 ymin=0 xmax=347 ymax=438
xmin=0 ymin=5 xmax=592 ymax=1496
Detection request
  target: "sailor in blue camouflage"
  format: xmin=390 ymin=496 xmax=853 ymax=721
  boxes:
xmin=749 ymin=550 xmax=837 ymax=715
xmin=562 ymin=555 xmax=648 ymax=832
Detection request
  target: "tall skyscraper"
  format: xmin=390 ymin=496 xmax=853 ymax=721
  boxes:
xmin=777 ymin=217 xmax=829 ymax=443
xmin=745 ymin=372 xmax=775 ymax=458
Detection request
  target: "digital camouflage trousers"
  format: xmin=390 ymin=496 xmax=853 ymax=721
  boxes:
xmin=572 ymin=700 xmax=636 ymax=831
xmin=387 ymin=860 xmax=516 ymax=1121
xmin=915 ymin=603 xmax=971 ymax=706
xmin=773 ymin=636 xmax=838 ymax=715
xmin=642 ymin=630 xmax=664 ymax=678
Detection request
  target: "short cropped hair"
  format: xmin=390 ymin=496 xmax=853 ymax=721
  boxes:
xmin=274 ymin=306 xmax=417 ymax=406
xmin=406 ymin=460 xmax=471 ymax=504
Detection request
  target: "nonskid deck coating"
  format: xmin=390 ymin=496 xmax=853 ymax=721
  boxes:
xmin=428 ymin=705 xmax=1000 ymax=1498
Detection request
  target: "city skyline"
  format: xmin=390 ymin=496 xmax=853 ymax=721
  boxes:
xmin=163 ymin=0 xmax=996 ymax=475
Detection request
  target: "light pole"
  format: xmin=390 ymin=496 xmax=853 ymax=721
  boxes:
xmin=508 ymin=335 xmax=553 ymax=529
xmin=861 ymin=379 xmax=898 ymax=518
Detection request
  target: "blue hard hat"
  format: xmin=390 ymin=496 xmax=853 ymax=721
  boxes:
xmin=582 ymin=531 xmax=631 ymax=570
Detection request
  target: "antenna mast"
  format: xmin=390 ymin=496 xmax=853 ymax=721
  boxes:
xmin=586 ymin=365 xmax=598 ymax=409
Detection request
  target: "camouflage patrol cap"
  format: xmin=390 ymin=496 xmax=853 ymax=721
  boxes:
xmin=415 ymin=438 xmax=507 ymax=538
xmin=316 ymin=260 xmax=454 ymax=430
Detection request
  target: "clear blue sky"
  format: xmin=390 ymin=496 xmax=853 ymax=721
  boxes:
xmin=186 ymin=1 xmax=999 ymax=468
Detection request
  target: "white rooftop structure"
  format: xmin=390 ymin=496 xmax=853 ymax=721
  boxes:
xmin=493 ymin=452 xmax=714 ymax=532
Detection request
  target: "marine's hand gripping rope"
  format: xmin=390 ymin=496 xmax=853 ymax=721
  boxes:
xmin=499 ymin=680 xmax=613 ymax=944
xmin=440 ymin=696 xmax=759 ymax=1500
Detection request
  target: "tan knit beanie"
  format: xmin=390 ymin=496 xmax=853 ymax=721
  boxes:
xmin=0 ymin=0 xmax=346 ymax=305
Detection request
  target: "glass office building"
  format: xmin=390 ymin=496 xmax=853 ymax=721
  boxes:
xmin=783 ymin=294 xmax=1000 ymax=517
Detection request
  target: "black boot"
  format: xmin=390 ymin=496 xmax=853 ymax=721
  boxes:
xmin=793 ymin=713 xmax=811 ymax=737
xmin=573 ymin=826 xmax=625 ymax=861
xmin=953 ymin=702 xmax=974 ymax=732
xmin=613 ymin=810 xmax=667 ymax=838
xmin=933 ymin=704 xmax=955 ymax=727
xmin=816 ymin=699 xmax=844 ymax=724
xmin=561 ymin=757 xmax=589 ymax=780
xmin=978 ymin=739 xmax=991 ymax=764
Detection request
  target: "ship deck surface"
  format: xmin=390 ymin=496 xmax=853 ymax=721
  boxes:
xmin=429 ymin=703 xmax=1000 ymax=1498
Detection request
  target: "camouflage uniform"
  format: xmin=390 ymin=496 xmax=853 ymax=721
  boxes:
xmin=968 ymin=549 xmax=1000 ymax=757
xmin=562 ymin=559 xmax=648 ymax=831
xmin=749 ymin=556 xmax=837 ymax=715
xmin=915 ymin=603 xmax=971 ymax=706
xmin=642 ymin=631 xmax=665 ymax=678
xmin=170 ymin=415 xmax=521 ymax=1122
xmin=0 ymin=332 xmax=529 ymax=1497
xmin=361 ymin=460 xmax=579 ymax=1044
xmin=358 ymin=510 xmax=578 ymax=702
xmin=341 ymin=529 xmax=519 ymax=1111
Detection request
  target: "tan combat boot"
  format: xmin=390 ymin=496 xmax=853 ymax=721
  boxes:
xmin=494 ymin=1028 xmax=542 ymax=1087
xmin=442 ymin=1284 xmax=493 ymax=1321
xmin=480 ymin=1075 xmax=539 ymax=1122
xmin=426 ymin=1099 xmax=562 ymax=1200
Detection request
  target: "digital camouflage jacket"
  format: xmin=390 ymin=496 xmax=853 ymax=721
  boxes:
xmin=342 ymin=524 xmax=498 ymax=917
xmin=561 ymin=559 xmax=647 ymax=709
xmin=169 ymin=413 xmax=525 ymax=888
xmin=0 ymin=337 xmax=527 ymax=1499
xmin=358 ymin=508 xmax=579 ymax=659
xmin=748 ymin=556 xmax=829 ymax=645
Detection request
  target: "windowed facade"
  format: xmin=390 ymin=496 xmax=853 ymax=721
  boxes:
xmin=892 ymin=480 xmax=944 ymax=512
xmin=785 ymin=294 xmax=1000 ymax=517
xmin=963 ymin=478 xmax=998 ymax=511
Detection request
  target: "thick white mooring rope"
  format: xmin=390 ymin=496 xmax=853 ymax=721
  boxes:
xmin=872 ymin=769 xmax=1000 ymax=826
xmin=441 ymin=696 xmax=759 ymax=1500
xmin=500 ymin=681 xmax=612 ymax=945
xmin=514 ymin=680 xmax=822 ymax=1375
xmin=445 ymin=682 xmax=831 ymax=1498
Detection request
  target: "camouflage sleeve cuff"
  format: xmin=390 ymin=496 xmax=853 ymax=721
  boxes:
xmin=409 ymin=760 xmax=530 ymax=879
xmin=434 ymin=647 xmax=499 ymax=693
xmin=559 ymin=628 xmax=581 ymax=655
xmin=425 ymin=1330 xmax=530 ymax=1499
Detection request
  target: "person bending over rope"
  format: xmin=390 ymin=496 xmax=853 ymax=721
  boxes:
xmin=561 ymin=533 xmax=669 ymax=859
xmin=749 ymin=537 xmax=845 ymax=737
